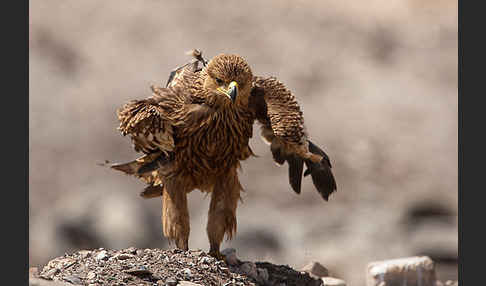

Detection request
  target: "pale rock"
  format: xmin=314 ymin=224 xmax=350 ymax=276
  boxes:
xmin=164 ymin=278 xmax=178 ymax=286
xmin=86 ymin=271 xmax=96 ymax=280
xmin=199 ymin=256 xmax=213 ymax=264
xmin=367 ymin=256 xmax=436 ymax=286
xmin=178 ymin=282 xmax=204 ymax=286
xmin=182 ymin=268 xmax=192 ymax=279
xmin=301 ymin=261 xmax=329 ymax=278
xmin=322 ymin=277 xmax=346 ymax=286
xmin=95 ymin=250 xmax=109 ymax=261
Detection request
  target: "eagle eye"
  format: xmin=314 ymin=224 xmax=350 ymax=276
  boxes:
xmin=215 ymin=78 xmax=223 ymax=85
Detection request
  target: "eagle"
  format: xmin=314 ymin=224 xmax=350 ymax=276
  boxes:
xmin=109 ymin=50 xmax=337 ymax=259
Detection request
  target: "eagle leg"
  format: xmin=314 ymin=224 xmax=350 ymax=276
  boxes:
xmin=206 ymin=169 xmax=241 ymax=260
xmin=162 ymin=183 xmax=190 ymax=250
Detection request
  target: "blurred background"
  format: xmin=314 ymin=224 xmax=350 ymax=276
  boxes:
xmin=29 ymin=0 xmax=457 ymax=285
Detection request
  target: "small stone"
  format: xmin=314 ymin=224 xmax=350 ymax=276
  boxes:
xmin=86 ymin=271 xmax=96 ymax=280
xmin=182 ymin=268 xmax=192 ymax=278
xmin=199 ymin=257 xmax=212 ymax=264
xmin=124 ymin=266 xmax=152 ymax=277
xmin=136 ymin=249 xmax=144 ymax=256
xmin=367 ymin=256 xmax=436 ymax=286
xmin=257 ymin=268 xmax=269 ymax=283
xmin=322 ymin=277 xmax=346 ymax=286
xmin=165 ymin=278 xmax=178 ymax=286
xmin=301 ymin=261 xmax=329 ymax=278
xmin=125 ymin=247 xmax=137 ymax=254
xmin=178 ymin=282 xmax=204 ymax=286
xmin=78 ymin=250 xmax=91 ymax=259
xmin=239 ymin=262 xmax=258 ymax=279
xmin=115 ymin=253 xmax=135 ymax=260
xmin=63 ymin=275 xmax=83 ymax=285
xmin=42 ymin=268 xmax=59 ymax=279
xmin=221 ymin=248 xmax=238 ymax=266
xmin=95 ymin=250 xmax=109 ymax=261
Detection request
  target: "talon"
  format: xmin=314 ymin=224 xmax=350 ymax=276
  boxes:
xmin=208 ymin=250 xmax=226 ymax=261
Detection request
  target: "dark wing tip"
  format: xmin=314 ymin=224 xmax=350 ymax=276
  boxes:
xmin=287 ymin=155 xmax=304 ymax=194
xmin=305 ymin=140 xmax=337 ymax=201
xmin=308 ymin=162 xmax=337 ymax=201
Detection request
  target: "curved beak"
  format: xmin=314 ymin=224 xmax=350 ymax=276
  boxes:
xmin=217 ymin=81 xmax=238 ymax=102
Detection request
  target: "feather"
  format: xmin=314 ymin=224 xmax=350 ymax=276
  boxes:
xmin=287 ymin=155 xmax=304 ymax=194
xmin=304 ymin=140 xmax=337 ymax=201
xmin=140 ymin=185 xmax=163 ymax=199
xmin=249 ymin=77 xmax=337 ymax=200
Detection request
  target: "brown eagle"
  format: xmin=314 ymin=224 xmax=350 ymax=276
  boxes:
xmin=109 ymin=50 xmax=336 ymax=259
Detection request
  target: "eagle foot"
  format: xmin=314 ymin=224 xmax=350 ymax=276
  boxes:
xmin=208 ymin=250 xmax=226 ymax=261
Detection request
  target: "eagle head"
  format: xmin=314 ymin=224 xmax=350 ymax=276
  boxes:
xmin=204 ymin=54 xmax=253 ymax=106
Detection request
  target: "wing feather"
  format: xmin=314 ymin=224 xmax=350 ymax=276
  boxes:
xmin=249 ymin=76 xmax=337 ymax=199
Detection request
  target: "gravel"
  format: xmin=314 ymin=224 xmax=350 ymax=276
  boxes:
xmin=37 ymin=248 xmax=323 ymax=286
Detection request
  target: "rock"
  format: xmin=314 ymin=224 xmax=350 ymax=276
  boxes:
xmin=367 ymin=256 xmax=436 ymax=286
xmin=164 ymin=278 xmax=178 ymax=286
xmin=41 ymin=268 xmax=59 ymax=279
xmin=29 ymin=277 xmax=71 ymax=286
xmin=301 ymin=261 xmax=329 ymax=278
xmin=178 ymin=282 xmax=204 ymax=286
xmin=95 ymin=250 xmax=109 ymax=261
xmin=124 ymin=266 xmax=152 ymax=277
xmin=322 ymin=277 xmax=346 ymax=286
xmin=222 ymin=248 xmax=239 ymax=266
xmin=125 ymin=247 xmax=138 ymax=254
xmin=239 ymin=262 xmax=258 ymax=279
xmin=257 ymin=268 xmax=269 ymax=283
xmin=114 ymin=253 xmax=134 ymax=260
xmin=63 ymin=275 xmax=83 ymax=284
xmin=78 ymin=250 xmax=91 ymax=259
xmin=86 ymin=271 xmax=96 ymax=280
xmin=182 ymin=268 xmax=192 ymax=279
xmin=199 ymin=256 xmax=213 ymax=264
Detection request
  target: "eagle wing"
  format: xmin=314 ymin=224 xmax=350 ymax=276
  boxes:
xmin=249 ymin=76 xmax=337 ymax=200
xmin=112 ymin=83 xmax=213 ymax=198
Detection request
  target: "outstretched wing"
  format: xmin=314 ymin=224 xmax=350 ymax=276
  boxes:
xmin=249 ymin=76 xmax=337 ymax=200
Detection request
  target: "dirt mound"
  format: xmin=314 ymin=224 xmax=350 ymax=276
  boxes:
xmin=32 ymin=248 xmax=322 ymax=286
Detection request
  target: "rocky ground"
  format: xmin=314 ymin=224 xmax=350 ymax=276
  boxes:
xmin=29 ymin=248 xmax=459 ymax=286
xmin=31 ymin=248 xmax=327 ymax=286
